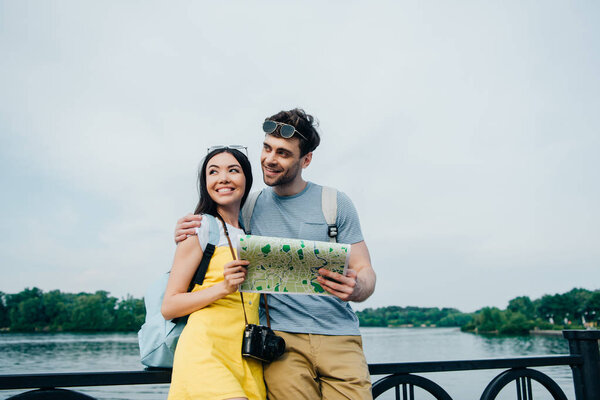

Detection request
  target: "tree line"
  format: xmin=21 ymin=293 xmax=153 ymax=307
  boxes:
xmin=0 ymin=288 xmax=145 ymax=332
xmin=461 ymin=288 xmax=600 ymax=334
xmin=356 ymin=306 xmax=472 ymax=328
xmin=355 ymin=288 xmax=600 ymax=335
xmin=1 ymin=287 xmax=598 ymax=334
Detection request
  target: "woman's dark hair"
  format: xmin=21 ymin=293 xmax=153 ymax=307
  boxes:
xmin=193 ymin=147 xmax=253 ymax=216
xmin=266 ymin=108 xmax=320 ymax=156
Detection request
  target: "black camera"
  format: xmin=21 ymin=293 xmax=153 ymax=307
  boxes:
xmin=242 ymin=324 xmax=286 ymax=363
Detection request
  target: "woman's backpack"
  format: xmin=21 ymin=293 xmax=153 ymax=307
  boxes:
xmin=138 ymin=214 xmax=219 ymax=368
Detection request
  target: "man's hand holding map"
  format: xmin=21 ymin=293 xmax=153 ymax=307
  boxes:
xmin=237 ymin=235 xmax=351 ymax=295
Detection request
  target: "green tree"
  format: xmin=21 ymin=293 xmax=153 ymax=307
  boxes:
xmin=499 ymin=311 xmax=532 ymax=334
xmin=7 ymin=287 xmax=47 ymax=331
xmin=536 ymin=294 xmax=563 ymax=323
xmin=41 ymin=290 xmax=75 ymax=331
xmin=536 ymin=289 xmax=592 ymax=325
xmin=507 ymin=296 xmax=535 ymax=320
xmin=438 ymin=312 xmax=473 ymax=327
xmin=476 ymin=307 xmax=505 ymax=332
xmin=562 ymin=288 xmax=592 ymax=323
xmin=583 ymin=291 xmax=600 ymax=323
xmin=113 ymin=295 xmax=145 ymax=331
xmin=0 ymin=292 xmax=8 ymax=328
xmin=69 ymin=291 xmax=117 ymax=331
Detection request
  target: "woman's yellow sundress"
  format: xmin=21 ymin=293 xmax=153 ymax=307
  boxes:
xmin=168 ymin=226 xmax=265 ymax=400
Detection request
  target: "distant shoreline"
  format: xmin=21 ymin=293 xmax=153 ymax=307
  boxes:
xmin=530 ymin=329 xmax=564 ymax=337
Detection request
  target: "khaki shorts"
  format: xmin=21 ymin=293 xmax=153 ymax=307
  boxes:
xmin=263 ymin=331 xmax=372 ymax=400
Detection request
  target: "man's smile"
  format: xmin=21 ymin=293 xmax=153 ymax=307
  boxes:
xmin=263 ymin=165 xmax=282 ymax=175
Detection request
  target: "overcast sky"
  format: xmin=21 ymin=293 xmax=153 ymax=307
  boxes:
xmin=1 ymin=1 xmax=598 ymax=312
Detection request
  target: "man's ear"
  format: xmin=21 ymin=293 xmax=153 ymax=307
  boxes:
xmin=301 ymin=152 xmax=313 ymax=169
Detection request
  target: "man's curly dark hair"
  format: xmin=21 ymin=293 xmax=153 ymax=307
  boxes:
xmin=265 ymin=108 xmax=321 ymax=156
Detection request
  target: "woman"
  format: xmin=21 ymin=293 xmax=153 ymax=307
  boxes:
xmin=161 ymin=146 xmax=265 ymax=400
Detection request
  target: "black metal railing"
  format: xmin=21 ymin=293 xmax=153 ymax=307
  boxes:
xmin=1 ymin=330 xmax=598 ymax=400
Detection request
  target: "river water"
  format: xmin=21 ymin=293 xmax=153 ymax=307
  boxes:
xmin=0 ymin=327 xmax=574 ymax=400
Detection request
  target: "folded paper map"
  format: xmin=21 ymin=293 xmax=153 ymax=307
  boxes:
xmin=237 ymin=235 xmax=351 ymax=295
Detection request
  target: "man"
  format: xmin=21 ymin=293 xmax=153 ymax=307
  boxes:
xmin=175 ymin=108 xmax=376 ymax=399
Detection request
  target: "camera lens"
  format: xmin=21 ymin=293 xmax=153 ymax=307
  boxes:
xmin=265 ymin=335 xmax=285 ymax=359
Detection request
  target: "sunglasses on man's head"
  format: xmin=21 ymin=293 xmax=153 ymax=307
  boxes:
xmin=262 ymin=120 xmax=307 ymax=140
xmin=207 ymin=145 xmax=248 ymax=157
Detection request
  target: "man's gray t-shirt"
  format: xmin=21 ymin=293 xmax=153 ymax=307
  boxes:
xmin=248 ymin=182 xmax=364 ymax=335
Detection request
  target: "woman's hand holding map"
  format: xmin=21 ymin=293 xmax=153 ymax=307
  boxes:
xmin=222 ymin=259 xmax=250 ymax=294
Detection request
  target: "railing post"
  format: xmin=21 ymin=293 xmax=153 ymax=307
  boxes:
xmin=563 ymin=330 xmax=600 ymax=400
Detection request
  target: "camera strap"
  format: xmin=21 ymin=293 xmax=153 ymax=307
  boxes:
xmin=217 ymin=213 xmax=273 ymax=329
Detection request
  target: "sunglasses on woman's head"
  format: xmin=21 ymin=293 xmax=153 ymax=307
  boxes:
xmin=262 ymin=120 xmax=307 ymax=140
xmin=207 ymin=145 xmax=248 ymax=157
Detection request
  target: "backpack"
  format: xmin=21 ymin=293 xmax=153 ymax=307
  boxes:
xmin=241 ymin=186 xmax=338 ymax=243
xmin=138 ymin=214 xmax=219 ymax=368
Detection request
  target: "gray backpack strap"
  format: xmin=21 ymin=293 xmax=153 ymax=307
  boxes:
xmin=241 ymin=190 xmax=261 ymax=234
xmin=321 ymin=186 xmax=338 ymax=243
xmin=205 ymin=214 xmax=220 ymax=246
